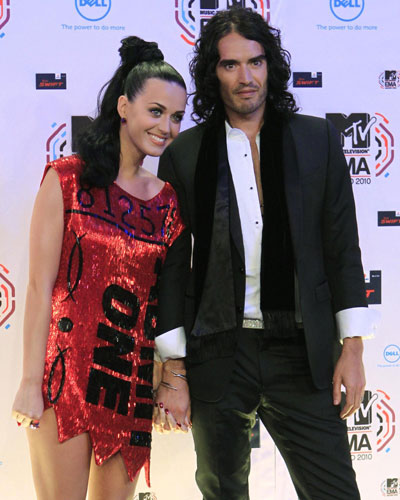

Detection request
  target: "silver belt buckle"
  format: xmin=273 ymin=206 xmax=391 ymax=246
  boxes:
xmin=242 ymin=318 xmax=264 ymax=329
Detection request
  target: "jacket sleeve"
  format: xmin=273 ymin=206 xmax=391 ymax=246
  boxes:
xmin=323 ymin=119 xmax=380 ymax=338
xmin=155 ymin=149 xmax=192 ymax=361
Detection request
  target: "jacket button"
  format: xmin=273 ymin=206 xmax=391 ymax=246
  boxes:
xmin=239 ymin=267 xmax=245 ymax=274
xmin=236 ymin=305 xmax=243 ymax=313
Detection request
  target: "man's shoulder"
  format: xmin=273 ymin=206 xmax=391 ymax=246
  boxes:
xmin=288 ymin=113 xmax=327 ymax=129
xmin=168 ymin=123 xmax=205 ymax=151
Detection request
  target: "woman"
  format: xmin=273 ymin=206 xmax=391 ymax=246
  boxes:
xmin=11 ymin=36 xmax=190 ymax=500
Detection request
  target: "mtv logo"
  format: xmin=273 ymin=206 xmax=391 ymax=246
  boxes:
xmin=326 ymin=113 xmax=376 ymax=149
xmin=200 ymin=0 xmax=219 ymax=8
xmin=385 ymin=70 xmax=397 ymax=81
xmin=387 ymin=478 xmax=398 ymax=489
xmin=138 ymin=493 xmax=156 ymax=500
xmin=354 ymin=391 xmax=376 ymax=425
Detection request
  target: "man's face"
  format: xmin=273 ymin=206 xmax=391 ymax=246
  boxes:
xmin=216 ymin=31 xmax=268 ymax=120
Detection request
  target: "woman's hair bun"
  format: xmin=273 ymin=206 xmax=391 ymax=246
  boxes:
xmin=119 ymin=36 xmax=164 ymax=68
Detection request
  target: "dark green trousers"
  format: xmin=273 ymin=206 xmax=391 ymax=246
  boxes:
xmin=191 ymin=328 xmax=360 ymax=500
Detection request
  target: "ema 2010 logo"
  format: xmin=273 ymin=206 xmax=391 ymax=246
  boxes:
xmin=175 ymin=0 xmax=271 ymax=46
xmin=0 ymin=0 xmax=11 ymax=39
xmin=75 ymin=0 xmax=111 ymax=22
xmin=381 ymin=478 xmax=400 ymax=497
xmin=0 ymin=264 xmax=16 ymax=331
xmin=326 ymin=112 xmax=395 ymax=185
xmin=347 ymin=389 xmax=396 ymax=462
xmin=379 ymin=71 xmax=400 ymax=90
xmin=330 ymin=0 xmax=365 ymax=22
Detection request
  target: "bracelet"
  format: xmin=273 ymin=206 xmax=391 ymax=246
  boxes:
xmin=170 ymin=369 xmax=188 ymax=381
xmin=159 ymin=381 xmax=178 ymax=391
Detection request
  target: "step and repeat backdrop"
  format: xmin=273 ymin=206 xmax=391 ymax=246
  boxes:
xmin=1 ymin=1 xmax=399 ymax=499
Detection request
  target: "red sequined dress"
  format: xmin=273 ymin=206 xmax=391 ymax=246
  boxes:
xmin=41 ymin=155 xmax=185 ymax=485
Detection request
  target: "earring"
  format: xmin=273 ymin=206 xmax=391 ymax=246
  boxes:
xmin=121 ymin=117 xmax=126 ymax=124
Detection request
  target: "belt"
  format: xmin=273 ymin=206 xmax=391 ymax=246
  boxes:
xmin=242 ymin=318 xmax=264 ymax=329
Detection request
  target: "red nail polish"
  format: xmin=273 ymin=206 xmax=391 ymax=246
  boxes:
xmin=17 ymin=422 xmax=21 ymax=427
xmin=159 ymin=402 xmax=164 ymax=409
xmin=165 ymin=409 xmax=169 ymax=415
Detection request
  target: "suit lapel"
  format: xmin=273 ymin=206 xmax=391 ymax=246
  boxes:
xmin=282 ymin=120 xmax=304 ymax=263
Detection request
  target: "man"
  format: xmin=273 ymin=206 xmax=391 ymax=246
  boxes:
xmin=154 ymin=7 xmax=377 ymax=500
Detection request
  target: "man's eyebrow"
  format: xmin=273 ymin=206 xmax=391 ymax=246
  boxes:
xmin=249 ymin=55 xmax=266 ymax=63
xmin=218 ymin=54 xmax=266 ymax=65
xmin=218 ymin=58 xmax=239 ymax=66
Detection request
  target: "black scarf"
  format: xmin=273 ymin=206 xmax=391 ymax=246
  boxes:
xmin=190 ymin=110 xmax=296 ymax=355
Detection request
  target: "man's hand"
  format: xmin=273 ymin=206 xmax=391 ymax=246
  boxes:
xmin=332 ymin=337 xmax=365 ymax=419
xmin=153 ymin=359 xmax=191 ymax=433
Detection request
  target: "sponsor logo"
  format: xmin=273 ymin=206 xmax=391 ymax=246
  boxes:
xmin=365 ymin=270 xmax=381 ymax=304
xmin=381 ymin=478 xmax=400 ymax=497
xmin=75 ymin=0 xmax=111 ymax=22
xmin=330 ymin=0 xmax=365 ymax=22
xmin=250 ymin=414 xmax=260 ymax=448
xmin=175 ymin=0 xmax=271 ymax=46
xmin=36 ymin=73 xmax=67 ymax=90
xmin=378 ymin=211 xmax=400 ymax=226
xmin=347 ymin=389 xmax=396 ymax=462
xmin=379 ymin=71 xmax=400 ymax=90
xmin=134 ymin=493 xmax=157 ymax=500
xmin=0 ymin=0 xmax=11 ymax=38
xmin=293 ymin=72 xmax=322 ymax=88
xmin=71 ymin=115 xmax=92 ymax=153
xmin=0 ymin=264 xmax=16 ymax=331
xmin=326 ymin=112 xmax=395 ymax=184
xmin=383 ymin=345 xmax=400 ymax=364
xmin=46 ymin=122 xmax=67 ymax=163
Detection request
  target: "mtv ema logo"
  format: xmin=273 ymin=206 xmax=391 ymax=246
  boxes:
xmin=134 ymin=493 xmax=157 ymax=500
xmin=365 ymin=270 xmax=381 ymax=304
xmin=75 ymin=0 xmax=111 ymax=22
xmin=0 ymin=0 xmax=11 ymax=39
xmin=381 ymin=478 xmax=400 ymax=497
xmin=330 ymin=0 xmax=365 ymax=22
xmin=46 ymin=122 xmax=67 ymax=163
xmin=347 ymin=389 xmax=396 ymax=462
xmin=379 ymin=71 xmax=400 ymax=90
xmin=326 ymin=112 xmax=395 ymax=185
xmin=0 ymin=264 xmax=16 ymax=331
xmin=175 ymin=0 xmax=271 ymax=46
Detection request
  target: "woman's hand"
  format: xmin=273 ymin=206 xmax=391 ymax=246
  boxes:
xmin=153 ymin=359 xmax=191 ymax=433
xmin=12 ymin=379 xmax=43 ymax=429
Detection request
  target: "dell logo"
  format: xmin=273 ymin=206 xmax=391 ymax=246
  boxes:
xmin=330 ymin=0 xmax=365 ymax=22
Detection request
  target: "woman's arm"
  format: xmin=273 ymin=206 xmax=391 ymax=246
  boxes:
xmin=12 ymin=168 xmax=64 ymax=427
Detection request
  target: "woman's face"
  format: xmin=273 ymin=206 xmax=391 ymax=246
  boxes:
xmin=118 ymin=78 xmax=186 ymax=159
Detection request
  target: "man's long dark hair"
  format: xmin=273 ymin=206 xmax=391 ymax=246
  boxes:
xmin=77 ymin=36 xmax=186 ymax=188
xmin=190 ymin=8 xmax=298 ymax=125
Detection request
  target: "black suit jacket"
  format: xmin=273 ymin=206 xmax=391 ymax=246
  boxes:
xmin=157 ymin=114 xmax=367 ymax=401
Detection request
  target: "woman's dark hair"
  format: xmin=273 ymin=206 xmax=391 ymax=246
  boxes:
xmin=78 ymin=36 xmax=186 ymax=188
xmin=190 ymin=7 xmax=298 ymax=125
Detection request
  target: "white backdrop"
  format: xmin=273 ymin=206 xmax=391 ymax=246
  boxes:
xmin=1 ymin=1 xmax=399 ymax=499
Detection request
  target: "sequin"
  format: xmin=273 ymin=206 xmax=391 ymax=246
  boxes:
xmin=40 ymin=155 xmax=185 ymax=486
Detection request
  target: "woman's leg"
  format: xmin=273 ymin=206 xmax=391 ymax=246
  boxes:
xmin=88 ymin=452 xmax=139 ymax=500
xmin=26 ymin=408 xmax=92 ymax=500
